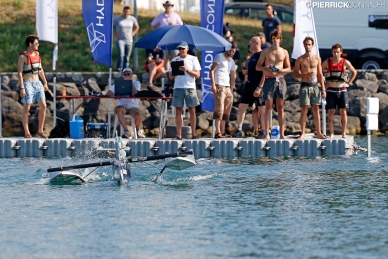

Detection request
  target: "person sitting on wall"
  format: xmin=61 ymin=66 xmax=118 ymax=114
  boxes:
xmin=106 ymin=68 xmax=146 ymax=139
xmin=145 ymin=46 xmax=165 ymax=87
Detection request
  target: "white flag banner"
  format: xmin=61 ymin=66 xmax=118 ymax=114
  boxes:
xmin=36 ymin=0 xmax=58 ymax=44
xmin=36 ymin=0 xmax=58 ymax=70
xmin=291 ymin=0 xmax=319 ymax=59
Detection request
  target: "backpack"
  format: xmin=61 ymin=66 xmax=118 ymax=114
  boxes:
xmin=49 ymin=121 xmax=70 ymax=138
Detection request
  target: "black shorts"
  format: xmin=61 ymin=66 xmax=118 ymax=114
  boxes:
xmin=254 ymin=92 xmax=265 ymax=108
xmin=240 ymin=81 xmax=258 ymax=106
xmin=326 ymin=87 xmax=349 ymax=110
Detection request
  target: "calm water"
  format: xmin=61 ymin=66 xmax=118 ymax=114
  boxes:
xmin=1 ymin=136 xmax=388 ymax=259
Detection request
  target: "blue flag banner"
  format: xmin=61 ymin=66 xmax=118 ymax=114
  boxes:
xmin=200 ymin=0 xmax=225 ymax=112
xmin=82 ymin=0 xmax=113 ymax=67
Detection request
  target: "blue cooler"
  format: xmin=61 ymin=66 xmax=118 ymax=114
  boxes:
xmin=70 ymin=114 xmax=84 ymax=139
xmin=86 ymin=122 xmax=108 ymax=138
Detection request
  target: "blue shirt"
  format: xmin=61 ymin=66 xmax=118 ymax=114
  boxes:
xmin=262 ymin=17 xmax=281 ymax=41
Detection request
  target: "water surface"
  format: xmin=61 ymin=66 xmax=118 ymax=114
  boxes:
xmin=0 ymin=135 xmax=387 ymax=259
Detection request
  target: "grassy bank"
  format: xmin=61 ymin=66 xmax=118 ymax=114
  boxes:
xmin=0 ymin=0 xmax=293 ymax=72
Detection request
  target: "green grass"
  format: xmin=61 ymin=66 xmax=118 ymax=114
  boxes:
xmin=0 ymin=0 xmax=293 ymax=72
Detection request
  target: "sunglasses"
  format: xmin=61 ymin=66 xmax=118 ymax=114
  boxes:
xmin=123 ymin=73 xmax=131 ymax=76
xmin=178 ymin=47 xmax=186 ymax=50
xmin=271 ymin=36 xmax=281 ymax=39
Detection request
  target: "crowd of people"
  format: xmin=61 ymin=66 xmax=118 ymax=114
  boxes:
xmin=18 ymin=3 xmax=357 ymax=140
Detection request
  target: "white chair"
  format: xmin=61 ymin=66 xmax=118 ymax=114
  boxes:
xmin=112 ymin=114 xmax=137 ymax=139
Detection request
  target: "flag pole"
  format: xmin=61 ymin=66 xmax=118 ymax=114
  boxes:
xmin=108 ymin=68 xmax=112 ymax=138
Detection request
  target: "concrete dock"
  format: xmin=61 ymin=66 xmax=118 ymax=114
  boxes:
xmin=0 ymin=135 xmax=355 ymax=159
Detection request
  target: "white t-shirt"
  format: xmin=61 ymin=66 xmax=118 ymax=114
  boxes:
xmin=168 ymin=55 xmax=201 ymax=89
xmin=213 ymin=52 xmax=236 ymax=86
xmin=109 ymin=80 xmax=141 ymax=109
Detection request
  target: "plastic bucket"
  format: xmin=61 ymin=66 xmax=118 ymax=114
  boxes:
xmin=270 ymin=125 xmax=280 ymax=139
xmin=70 ymin=114 xmax=84 ymax=139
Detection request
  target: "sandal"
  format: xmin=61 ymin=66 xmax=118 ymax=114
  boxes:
xmin=36 ymin=132 xmax=48 ymax=139
xmin=24 ymin=134 xmax=32 ymax=138
xmin=214 ymin=133 xmax=225 ymax=139
xmin=173 ymin=136 xmax=182 ymax=140
xmin=191 ymin=136 xmax=199 ymax=139
xmin=222 ymin=133 xmax=232 ymax=138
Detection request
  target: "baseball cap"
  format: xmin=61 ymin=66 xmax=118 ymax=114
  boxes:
xmin=122 ymin=68 xmax=133 ymax=74
xmin=163 ymin=1 xmax=174 ymax=6
xmin=177 ymin=41 xmax=188 ymax=49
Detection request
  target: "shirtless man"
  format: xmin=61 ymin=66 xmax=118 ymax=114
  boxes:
xmin=293 ymin=37 xmax=326 ymax=139
xmin=17 ymin=35 xmax=48 ymax=139
xmin=322 ymin=43 xmax=357 ymax=138
xmin=255 ymin=30 xmax=291 ymax=140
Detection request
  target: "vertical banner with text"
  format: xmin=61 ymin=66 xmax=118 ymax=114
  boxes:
xmin=200 ymin=0 xmax=225 ymax=111
xmin=82 ymin=0 xmax=113 ymax=67
xmin=36 ymin=0 xmax=58 ymax=70
xmin=36 ymin=0 xmax=58 ymax=44
xmin=292 ymin=0 xmax=319 ymax=59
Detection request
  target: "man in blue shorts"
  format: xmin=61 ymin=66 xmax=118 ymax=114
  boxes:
xmin=17 ymin=35 xmax=48 ymax=139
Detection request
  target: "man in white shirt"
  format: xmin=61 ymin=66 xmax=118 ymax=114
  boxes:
xmin=106 ymin=68 xmax=145 ymax=139
xmin=210 ymin=42 xmax=237 ymax=138
xmin=168 ymin=41 xmax=201 ymax=140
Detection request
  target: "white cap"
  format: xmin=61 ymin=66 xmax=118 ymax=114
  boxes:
xmin=122 ymin=68 xmax=133 ymax=74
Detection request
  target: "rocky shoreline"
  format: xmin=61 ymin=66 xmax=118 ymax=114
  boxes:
xmin=1 ymin=70 xmax=388 ymax=137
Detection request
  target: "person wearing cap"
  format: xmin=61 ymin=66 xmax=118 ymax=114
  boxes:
xmin=105 ymin=68 xmax=145 ymax=139
xmin=151 ymin=1 xmax=183 ymax=70
xmin=167 ymin=41 xmax=201 ymax=140
xmin=258 ymin=32 xmax=271 ymax=50
xmin=145 ymin=46 xmax=165 ymax=87
xmin=113 ymin=6 xmax=140 ymax=71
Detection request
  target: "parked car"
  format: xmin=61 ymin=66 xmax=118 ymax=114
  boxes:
xmin=224 ymin=2 xmax=294 ymax=24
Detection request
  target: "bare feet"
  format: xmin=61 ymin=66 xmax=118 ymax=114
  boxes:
xmin=342 ymin=134 xmax=347 ymax=138
xmin=328 ymin=134 xmax=334 ymax=139
xmin=297 ymin=134 xmax=305 ymax=140
xmin=280 ymin=135 xmax=285 ymax=139
xmin=315 ymin=133 xmax=327 ymax=139
xmin=264 ymin=135 xmax=270 ymax=140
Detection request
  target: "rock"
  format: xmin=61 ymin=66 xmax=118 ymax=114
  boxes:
xmin=197 ymin=112 xmax=212 ymax=130
xmin=378 ymin=79 xmax=388 ymax=94
xmin=354 ymin=79 xmax=379 ymax=93
xmin=381 ymin=71 xmax=388 ymax=81
xmin=284 ymin=99 xmax=301 ymax=114
xmin=287 ymin=83 xmax=300 ymax=100
xmin=347 ymin=116 xmax=361 ymax=135
xmin=348 ymin=89 xmax=372 ymax=100
xmin=82 ymin=78 xmax=101 ymax=95
xmin=1 ymin=96 xmax=24 ymax=135
xmin=380 ymin=106 xmax=388 ymax=131
xmin=348 ymin=97 xmax=368 ymax=123
xmin=1 ymin=89 xmax=19 ymax=101
xmin=284 ymin=111 xmax=299 ymax=124
xmin=358 ymin=72 xmax=378 ymax=82
xmin=1 ymin=75 xmax=11 ymax=91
